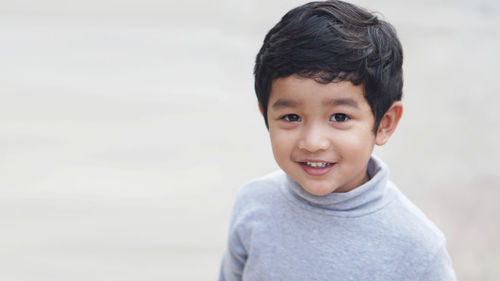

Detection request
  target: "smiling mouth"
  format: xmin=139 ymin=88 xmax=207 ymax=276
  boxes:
xmin=301 ymin=161 xmax=334 ymax=168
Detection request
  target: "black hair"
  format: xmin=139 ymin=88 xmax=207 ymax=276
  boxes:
xmin=254 ymin=0 xmax=403 ymax=131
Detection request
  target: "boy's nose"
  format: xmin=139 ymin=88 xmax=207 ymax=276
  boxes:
xmin=297 ymin=125 xmax=330 ymax=152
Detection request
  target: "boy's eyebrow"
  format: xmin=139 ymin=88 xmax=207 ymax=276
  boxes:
xmin=323 ymin=98 xmax=359 ymax=108
xmin=271 ymin=99 xmax=302 ymax=109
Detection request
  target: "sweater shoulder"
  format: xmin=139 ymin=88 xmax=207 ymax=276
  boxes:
xmin=233 ymin=170 xmax=285 ymax=209
xmin=382 ymin=183 xmax=447 ymax=256
xmin=392 ymin=185 xmax=444 ymax=238
xmin=372 ymin=184 xmax=451 ymax=279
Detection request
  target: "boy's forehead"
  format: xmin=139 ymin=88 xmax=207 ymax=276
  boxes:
xmin=271 ymin=75 xmax=362 ymax=93
xmin=269 ymin=76 xmax=365 ymax=107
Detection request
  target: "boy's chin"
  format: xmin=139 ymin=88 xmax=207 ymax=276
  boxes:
xmin=305 ymin=188 xmax=336 ymax=196
xmin=298 ymin=176 xmax=362 ymax=195
xmin=301 ymin=182 xmax=340 ymax=196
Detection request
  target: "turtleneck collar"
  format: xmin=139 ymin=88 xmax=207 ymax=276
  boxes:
xmin=281 ymin=155 xmax=395 ymax=217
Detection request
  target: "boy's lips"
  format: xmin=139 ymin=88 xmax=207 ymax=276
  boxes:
xmin=300 ymin=161 xmax=333 ymax=168
xmin=298 ymin=160 xmax=336 ymax=176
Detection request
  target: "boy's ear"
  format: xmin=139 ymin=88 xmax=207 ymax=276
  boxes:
xmin=375 ymin=101 xmax=403 ymax=146
xmin=258 ymin=103 xmax=264 ymax=116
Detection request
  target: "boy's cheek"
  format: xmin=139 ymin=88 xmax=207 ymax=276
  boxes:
xmin=269 ymin=134 xmax=287 ymax=150
xmin=270 ymin=133 xmax=293 ymax=153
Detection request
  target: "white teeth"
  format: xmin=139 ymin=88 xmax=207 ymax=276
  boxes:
xmin=305 ymin=162 xmax=329 ymax=168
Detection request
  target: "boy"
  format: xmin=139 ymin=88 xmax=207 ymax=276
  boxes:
xmin=219 ymin=1 xmax=457 ymax=280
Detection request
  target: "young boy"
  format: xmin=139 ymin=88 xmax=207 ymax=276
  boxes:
xmin=219 ymin=1 xmax=457 ymax=280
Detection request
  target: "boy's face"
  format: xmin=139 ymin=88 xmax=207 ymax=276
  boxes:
xmin=267 ymin=75 xmax=379 ymax=195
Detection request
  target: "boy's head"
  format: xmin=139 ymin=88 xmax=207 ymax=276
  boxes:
xmin=254 ymin=0 xmax=403 ymax=132
xmin=254 ymin=0 xmax=404 ymax=195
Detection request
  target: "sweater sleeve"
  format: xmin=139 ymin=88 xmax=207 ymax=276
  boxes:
xmin=219 ymin=228 xmax=247 ymax=281
xmin=219 ymin=189 xmax=250 ymax=281
xmin=417 ymin=245 xmax=457 ymax=281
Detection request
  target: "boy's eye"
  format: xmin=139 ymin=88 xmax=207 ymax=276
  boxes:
xmin=330 ymin=113 xmax=349 ymax=122
xmin=282 ymin=114 xmax=301 ymax=122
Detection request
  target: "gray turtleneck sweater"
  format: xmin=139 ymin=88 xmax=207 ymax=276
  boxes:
xmin=219 ymin=156 xmax=456 ymax=281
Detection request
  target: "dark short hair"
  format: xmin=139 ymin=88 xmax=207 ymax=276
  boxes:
xmin=254 ymin=0 xmax=403 ymax=131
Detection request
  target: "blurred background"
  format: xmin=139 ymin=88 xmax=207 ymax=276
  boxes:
xmin=1 ymin=0 xmax=499 ymax=280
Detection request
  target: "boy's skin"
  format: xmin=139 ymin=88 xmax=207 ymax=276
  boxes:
xmin=263 ymin=75 xmax=403 ymax=195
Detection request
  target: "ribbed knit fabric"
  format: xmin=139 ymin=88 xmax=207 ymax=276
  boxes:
xmin=219 ymin=156 xmax=456 ymax=281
